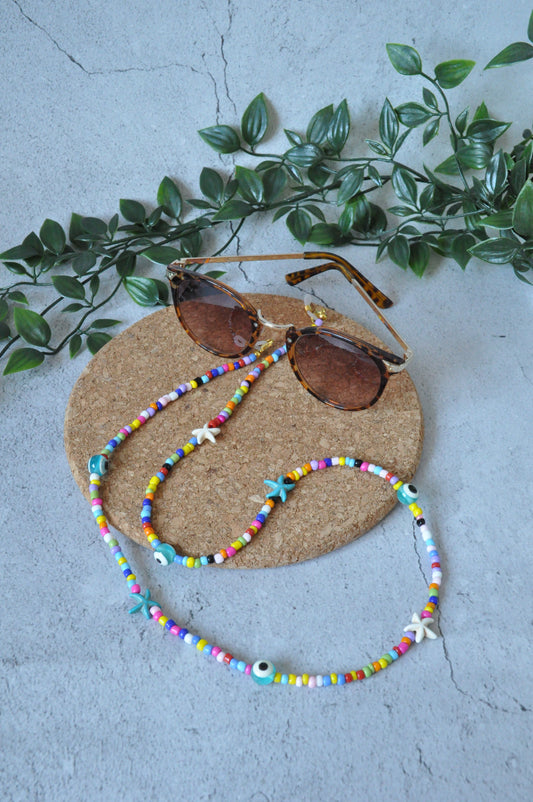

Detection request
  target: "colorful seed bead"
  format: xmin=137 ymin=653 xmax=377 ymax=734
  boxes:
xmin=87 ymin=343 xmax=442 ymax=688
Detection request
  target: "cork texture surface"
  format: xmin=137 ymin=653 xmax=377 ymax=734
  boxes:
xmin=64 ymin=294 xmax=423 ymax=567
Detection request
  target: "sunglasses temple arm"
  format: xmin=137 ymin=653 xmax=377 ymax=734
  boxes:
xmin=285 ymin=259 xmax=393 ymax=310
xmin=347 ymin=276 xmax=413 ymax=369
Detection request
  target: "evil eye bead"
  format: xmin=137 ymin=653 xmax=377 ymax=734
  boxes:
xmin=397 ymin=483 xmax=419 ymax=505
xmin=251 ymin=659 xmax=276 ymax=685
xmin=154 ymin=543 xmax=177 ymax=566
xmin=87 ymin=454 xmax=109 ymax=476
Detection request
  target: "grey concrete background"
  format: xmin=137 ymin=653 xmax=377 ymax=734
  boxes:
xmin=1 ymin=1 xmax=532 ymax=800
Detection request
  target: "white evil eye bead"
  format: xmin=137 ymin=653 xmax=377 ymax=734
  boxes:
xmin=251 ymin=659 xmax=276 ymax=685
xmin=154 ymin=543 xmax=177 ymax=566
xmin=87 ymin=454 xmax=109 ymax=476
xmin=397 ymin=483 xmax=419 ymax=505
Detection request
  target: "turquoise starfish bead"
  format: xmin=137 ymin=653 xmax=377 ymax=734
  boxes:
xmin=264 ymin=475 xmax=295 ymax=503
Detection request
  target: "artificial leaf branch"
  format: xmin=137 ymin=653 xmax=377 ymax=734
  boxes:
xmin=1 ymin=11 xmax=532 ymax=376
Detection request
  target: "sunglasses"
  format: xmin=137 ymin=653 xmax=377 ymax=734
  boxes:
xmin=166 ymin=251 xmax=413 ymax=411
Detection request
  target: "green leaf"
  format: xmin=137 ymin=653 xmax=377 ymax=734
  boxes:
xmin=241 ymin=93 xmax=268 ymax=147
xmin=8 ymin=290 xmax=28 ymax=304
xmin=469 ymin=238 xmax=518 ymax=264
xmin=485 ymin=41 xmax=533 ymax=69
xmin=285 ymin=143 xmax=323 ymax=167
xmin=51 ymin=275 xmax=86 ymax=300
xmin=199 ymin=168 xmax=224 ymax=204
xmin=387 ymin=235 xmax=410 ymax=269
xmin=204 ymin=270 xmax=225 ymax=279
xmin=13 ymin=307 xmax=51 ymax=346
xmin=435 ymin=154 xmax=460 ymax=175
xmin=88 ymin=318 xmax=121 ymax=330
xmin=455 ymin=108 xmax=469 ymax=135
xmin=388 ymin=205 xmax=416 ymax=217
xmin=62 ymin=302 xmax=85 ymax=313
xmin=0 ymin=236 xmax=42 ymax=262
xmin=109 ymin=213 xmax=119 ymax=237
xmin=0 ymin=321 xmax=10 ymax=340
xmin=87 ymin=332 xmax=112 ymax=355
xmin=450 ymin=233 xmax=476 ymax=269
xmin=116 ymin=251 xmax=136 ymax=278
xmin=272 ymin=205 xmax=291 ymax=222
xmin=482 ymin=210 xmax=514 ymax=229
xmin=123 ymin=276 xmax=159 ymax=306
xmin=512 ymin=180 xmax=533 ymax=238
xmin=3 ymin=347 xmax=45 ymax=375
xmin=142 ymin=245 xmax=182 ymax=264
xmin=303 ymin=165 xmax=328 ymax=188
xmin=187 ymin=198 xmax=213 ymax=210
xmin=365 ymin=139 xmax=390 ymax=156
xmin=422 ymin=88 xmax=438 ymax=110
xmin=180 ymin=231 xmax=203 ymax=257
xmin=302 ymin=204 xmax=325 ymax=221
xmin=484 ymin=150 xmax=508 ymax=195
xmin=306 ymin=105 xmax=334 ymax=144
xmin=284 ymin=129 xmax=303 ymax=146
xmin=0 ymin=298 xmax=8 ymax=321
xmin=119 ymin=199 xmax=146 ymax=224
xmin=39 ymin=219 xmax=66 ymax=255
xmin=211 ymin=200 xmax=254 ymax=221
xmin=386 ymin=43 xmax=422 ymax=75
xmin=367 ymin=165 xmax=383 ymax=186
xmin=529 ymin=9 xmax=533 ymax=42
xmin=466 ymin=119 xmax=511 ymax=143
xmin=307 ymin=223 xmax=342 ymax=245
xmin=379 ymin=98 xmax=399 ymax=151
xmin=3 ymin=261 xmax=28 ymax=276
xmin=69 ymin=333 xmax=82 ymax=358
xmin=456 ymin=142 xmax=493 ymax=169
xmin=509 ymin=158 xmax=527 ymax=195
xmin=262 ymin=167 xmax=287 ymax=203
xmin=235 ymin=166 xmax=264 ymax=203
xmin=409 ymin=241 xmax=430 ymax=276
xmin=198 ymin=125 xmax=240 ymax=153
xmin=286 ymin=208 xmax=312 ymax=244
xmin=152 ymin=278 xmax=169 ymax=305
xmin=81 ymin=217 xmax=108 ymax=238
xmin=336 ymin=168 xmax=364 ymax=205
xmin=72 ymin=251 xmax=97 ymax=275
xmin=89 ymin=274 xmax=100 ymax=298
xmin=157 ymin=177 xmax=183 ymax=218
xmin=423 ymin=118 xmax=440 ymax=145
xmin=435 ymin=59 xmax=475 ymax=88
xmin=396 ymin=103 xmax=434 ymax=128
xmin=392 ymin=165 xmax=418 ymax=206
xmin=327 ymin=100 xmax=350 ymax=152
xmin=473 ymin=101 xmax=489 ymax=121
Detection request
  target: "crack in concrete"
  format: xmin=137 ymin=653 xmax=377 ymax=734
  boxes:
xmin=416 ymin=744 xmax=434 ymax=777
xmin=13 ymin=0 xmax=203 ymax=78
xmin=202 ymin=52 xmax=221 ymax=123
xmin=412 ymin=519 xmax=426 ymax=583
xmin=294 ymin=284 xmax=328 ymax=309
xmin=437 ymin=611 xmax=531 ymax=714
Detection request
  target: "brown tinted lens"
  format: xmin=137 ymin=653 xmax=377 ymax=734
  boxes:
xmin=174 ymin=274 xmax=254 ymax=357
xmin=292 ymin=330 xmax=384 ymax=409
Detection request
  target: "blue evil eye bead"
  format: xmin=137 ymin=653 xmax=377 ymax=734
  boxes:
xmin=87 ymin=454 xmax=109 ymax=476
xmin=397 ymin=483 xmax=419 ymax=505
xmin=251 ymin=659 xmax=276 ymax=685
xmin=154 ymin=543 xmax=177 ymax=566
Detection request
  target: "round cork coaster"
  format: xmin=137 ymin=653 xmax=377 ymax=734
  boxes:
xmin=65 ymin=294 xmax=423 ymax=568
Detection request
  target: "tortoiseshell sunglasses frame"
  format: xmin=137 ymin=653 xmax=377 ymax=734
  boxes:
xmin=166 ymin=251 xmax=413 ymax=411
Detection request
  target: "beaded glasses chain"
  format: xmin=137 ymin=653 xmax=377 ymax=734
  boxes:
xmin=87 ymin=345 xmax=442 ymax=688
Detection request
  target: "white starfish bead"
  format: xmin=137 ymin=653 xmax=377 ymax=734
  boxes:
xmin=404 ymin=612 xmax=437 ymax=644
xmin=192 ymin=422 xmax=220 ymax=445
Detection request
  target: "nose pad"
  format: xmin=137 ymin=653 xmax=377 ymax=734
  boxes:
xmin=303 ymin=294 xmax=327 ymax=326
